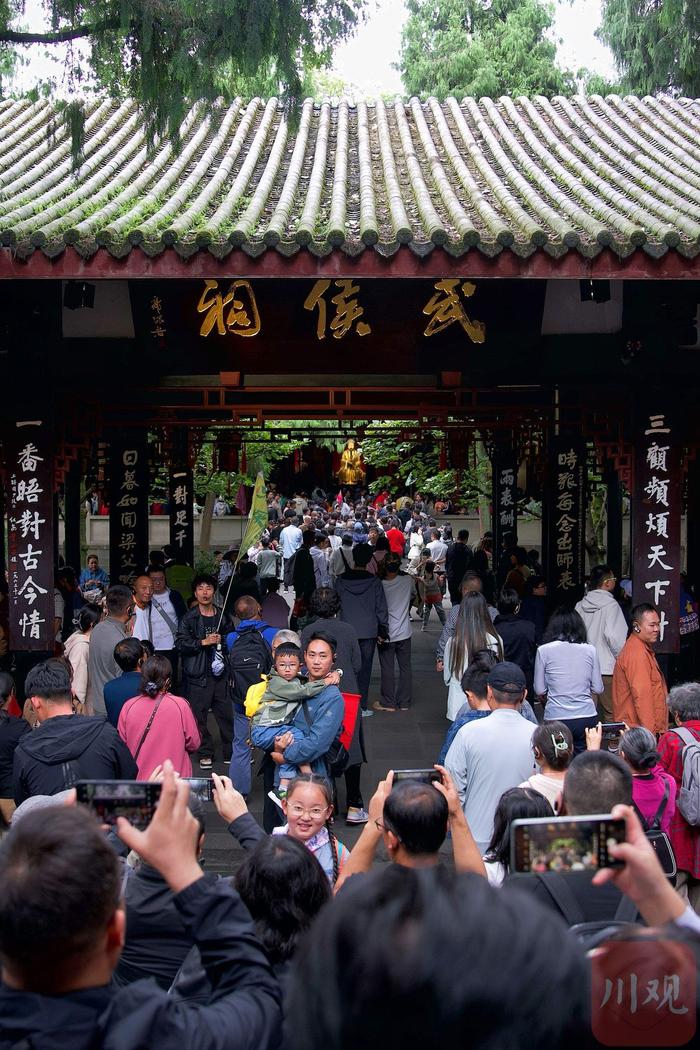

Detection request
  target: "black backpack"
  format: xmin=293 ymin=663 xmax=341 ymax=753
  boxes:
xmin=533 ymin=872 xmax=639 ymax=949
xmin=228 ymin=625 xmax=273 ymax=706
xmin=632 ymin=780 xmax=677 ymax=879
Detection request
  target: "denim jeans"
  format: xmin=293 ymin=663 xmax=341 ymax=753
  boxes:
xmin=229 ymin=707 xmax=253 ymax=796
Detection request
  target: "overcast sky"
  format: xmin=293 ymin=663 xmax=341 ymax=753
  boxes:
xmin=14 ymin=0 xmax=618 ymax=97
xmin=331 ymin=0 xmax=617 ymax=94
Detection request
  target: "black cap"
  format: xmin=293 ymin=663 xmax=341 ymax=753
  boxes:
xmin=487 ymin=662 xmax=526 ymax=694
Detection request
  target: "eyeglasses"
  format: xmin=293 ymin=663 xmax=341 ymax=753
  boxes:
xmin=287 ymin=803 xmax=328 ymax=820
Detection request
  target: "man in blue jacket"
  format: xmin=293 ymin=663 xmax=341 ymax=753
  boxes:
xmin=225 ymin=595 xmax=279 ymax=795
xmin=273 ymin=630 xmax=345 ymax=778
xmin=0 ymin=763 xmax=281 ymax=1050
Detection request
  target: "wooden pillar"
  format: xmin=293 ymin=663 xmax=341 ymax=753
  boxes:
xmin=632 ymin=406 xmax=681 ymax=655
xmin=687 ymin=459 xmax=700 ymax=589
xmin=168 ymin=427 xmax=194 ymax=565
xmin=605 ymin=465 xmax=623 ymax=574
xmin=7 ymin=418 xmax=56 ymax=652
xmin=64 ymin=459 xmax=82 ymax=572
xmin=491 ymin=440 xmax=519 ymax=590
xmin=109 ymin=431 xmax=149 ymax=585
xmin=544 ymin=435 xmax=587 ymax=606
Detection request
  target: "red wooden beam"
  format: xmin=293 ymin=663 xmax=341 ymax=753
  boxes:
xmin=2 ymin=245 xmax=700 ymax=280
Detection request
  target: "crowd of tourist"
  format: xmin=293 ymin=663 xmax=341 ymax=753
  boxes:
xmin=1 ymin=486 xmax=700 ymax=1047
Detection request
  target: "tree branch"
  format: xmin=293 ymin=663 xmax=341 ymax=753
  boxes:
xmin=0 ymin=19 xmax=121 ymax=44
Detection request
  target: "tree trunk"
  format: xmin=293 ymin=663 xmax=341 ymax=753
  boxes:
xmin=198 ymin=491 xmax=215 ymax=552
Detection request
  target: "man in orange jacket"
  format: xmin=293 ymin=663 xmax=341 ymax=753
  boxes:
xmin=612 ymin=603 xmax=668 ymax=735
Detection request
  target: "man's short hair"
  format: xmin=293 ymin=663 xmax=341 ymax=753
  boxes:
xmin=457 ymin=529 xmax=469 ymax=542
xmin=589 ymin=564 xmax=615 ymax=590
xmin=105 ymin=584 xmax=133 ymax=617
xmin=113 ymin=637 xmax=144 ymax=673
xmin=0 ymin=808 xmax=120 ymax=989
xmin=632 ymin=602 xmax=658 ymax=624
xmin=286 ymin=865 xmax=587 ymax=1050
xmin=383 ymin=781 xmax=448 ymax=855
xmin=497 ymin=587 xmax=521 ymax=616
xmin=235 ymin=595 xmax=260 ymax=620
xmin=304 ymin=630 xmax=337 ymax=655
xmin=352 ymin=543 xmax=373 ymax=568
xmin=562 ymin=751 xmax=632 ymax=816
xmin=192 ymin=573 xmax=218 ymax=591
xmin=25 ymin=660 xmax=72 ymax=703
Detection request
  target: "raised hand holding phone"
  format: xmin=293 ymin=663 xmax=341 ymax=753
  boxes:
xmin=116 ymin=760 xmax=203 ymax=894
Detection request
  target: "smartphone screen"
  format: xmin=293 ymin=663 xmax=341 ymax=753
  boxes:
xmin=393 ymin=769 xmax=442 ymax=785
xmin=601 ymin=722 xmax=626 ymax=754
xmin=510 ymin=815 xmax=626 ymax=874
xmin=183 ymin=777 xmax=214 ymax=803
xmin=76 ymin=780 xmax=161 ymax=830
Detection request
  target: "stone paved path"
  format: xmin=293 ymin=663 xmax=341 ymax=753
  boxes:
xmin=199 ymin=610 xmax=452 ymax=875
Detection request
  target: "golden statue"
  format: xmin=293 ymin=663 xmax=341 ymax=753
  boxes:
xmin=336 ymin=439 xmax=366 ymax=486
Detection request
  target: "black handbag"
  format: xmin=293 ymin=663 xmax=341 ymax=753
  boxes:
xmin=633 ymin=780 xmax=677 ymax=880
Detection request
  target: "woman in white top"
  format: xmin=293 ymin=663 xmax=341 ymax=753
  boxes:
xmin=444 ymin=593 xmax=502 ymax=720
xmin=482 ymin=786 xmax=554 ymax=887
xmin=534 ymin=607 xmax=603 ymax=753
xmin=519 ymin=721 xmax=573 ymax=811
xmin=62 ymin=604 xmax=102 ymax=713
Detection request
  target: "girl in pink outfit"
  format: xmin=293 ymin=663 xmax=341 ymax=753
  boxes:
xmin=118 ymin=655 xmax=201 ymax=779
xmin=619 ymin=726 xmax=677 ymax=834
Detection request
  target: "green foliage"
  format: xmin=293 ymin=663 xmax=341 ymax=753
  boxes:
xmin=597 ymin=0 xmax=700 ymax=97
xmin=1 ymin=0 xmax=366 ymax=154
xmin=399 ymin=0 xmax=576 ymax=99
xmin=359 ymin=421 xmax=488 ymax=504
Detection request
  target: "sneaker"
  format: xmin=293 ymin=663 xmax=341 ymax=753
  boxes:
xmin=372 ymin=701 xmax=396 ymax=712
xmin=199 ymin=757 xmax=213 ymax=769
xmin=346 ymin=806 xmax=369 ymax=824
xmin=420 ymin=625 xmax=426 ymax=632
xmin=361 ymin=709 xmax=374 ymax=718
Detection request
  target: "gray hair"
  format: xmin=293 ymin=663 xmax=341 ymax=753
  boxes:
xmin=667 ymin=682 xmax=700 ymax=723
xmin=272 ymin=629 xmax=301 ymax=648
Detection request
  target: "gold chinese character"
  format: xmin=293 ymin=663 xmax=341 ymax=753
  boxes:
xmin=304 ymin=279 xmax=372 ymax=340
xmin=423 ymin=279 xmax=486 ymax=343
xmin=197 ymin=279 xmax=261 ymax=338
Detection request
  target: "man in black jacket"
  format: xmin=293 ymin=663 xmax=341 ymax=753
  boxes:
xmin=493 ymin=588 xmax=536 ymax=696
xmin=176 ymin=573 xmax=234 ymax=769
xmin=13 ymin=660 xmax=137 ymax=804
xmin=0 ymin=763 xmax=281 ymax=1050
xmin=445 ymin=529 xmax=473 ymax=607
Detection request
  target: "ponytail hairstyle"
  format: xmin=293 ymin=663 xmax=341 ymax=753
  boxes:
xmin=619 ymin=726 xmax=660 ymax=772
xmin=77 ymin=604 xmax=102 ymax=633
xmin=531 ymin=721 xmax=574 ymax=772
xmin=139 ymin=654 xmax=172 ymax=699
xmin=286 ymin=773 xmax=339 ymax=885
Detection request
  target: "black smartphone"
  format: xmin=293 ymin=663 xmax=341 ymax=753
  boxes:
xmin=76 ymin=780 xmax=162 ymax=830
xmin=510 ymin=815 xmax=626 ymax=874
xmin=393 ymin=769 xmax=442 ymax=785
xmin=183 ymin=777 xmax=214 ymax=803
xmin=601 ymin=722 xmax=626 ymax=753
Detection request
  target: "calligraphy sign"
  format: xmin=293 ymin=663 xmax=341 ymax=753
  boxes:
xmin=546 ymin=438 xmax=587 ymax=606
xmin=492 ymin=448 xmax=519 ymax=578
xmin=632 ymin=410 xmax=681 ymax=654
xmin=7 ymin=420 xmax=55 ymax=651
xmin=109 ymin=434 xmax=149 ymax=585
xmin=169 ymin=468 xmax=194 ymax=567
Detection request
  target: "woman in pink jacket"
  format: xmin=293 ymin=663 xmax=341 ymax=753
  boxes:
xmin=118 ymin=654 xmax=201 ymax=779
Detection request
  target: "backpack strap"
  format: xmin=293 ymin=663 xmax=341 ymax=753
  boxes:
xmin=133 ymin=695 xmax=165 ymax=763
xmin=613 ymin=892 xmax=639 ymax=923
xmin=534 ymin=873 xmax=585 ymax=926
xmin=672 ymin=727 xmax=698 ymax=749
xmin=631 ymin=800 xmax=650 ymax=832
xmin=646 ymin=778 xmax=671 ymax=830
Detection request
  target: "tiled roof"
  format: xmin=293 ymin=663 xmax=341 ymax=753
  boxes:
xmin=1 ymin=93 xmax=700 ymax=261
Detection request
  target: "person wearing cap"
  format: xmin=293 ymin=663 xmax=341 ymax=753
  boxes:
xmin=445 ymin=662 xmax=536 ymax=853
